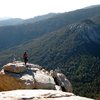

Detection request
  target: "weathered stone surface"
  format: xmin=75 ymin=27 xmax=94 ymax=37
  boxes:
xmin=0 ymin=90 xmax=94 ymax=100
xmin=20 ymin=74 xmax=35 ymax=88
xmin=0 ymin=71 xmax=35 ymax=91
xmin=0 ymin=61 xmax=73 ymax=92
xmin=3 ymin=61 xmax=42 ymax=73
xmin=26 ymin=63 xmax=42 ymax=69
xmin=0 ymin=74 xmax=28 ymax=91
xmin=55 ymin=73 xmax=73 ymax=92
xmin=34 ymin=71 xmax=55 ymax=89
xmin=50 ymin=70 xmax=73 ymax=92
xmin=50 ymin=70 xmax=57 ymax=78
xmin=3 ymin=61 xmax=26 ymax=73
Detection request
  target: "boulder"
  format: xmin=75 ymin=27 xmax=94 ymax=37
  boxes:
xmin=50 ymin=70 xmax=57 ymax=78
xmin=50 ymin=70 xmax=73 ymax=92
xmin=3 ymin=61 xmax=26 ymax=73
xmin=0 ymin=74 xmax=32 ymax=91
xmin=0 ymin=61 xmax=73 ymax=93
xmin=0 ymin=61 xmax=56 ymax=91
xmin=34 ymin=70 xmax=55 ymax=89
xmin=55 ymin=73 xmax=73 ymax=92
xmin=0 ymin=70 xmax=35 ymax=91
xmin=20 ymin=74 xmax=35 ymax=88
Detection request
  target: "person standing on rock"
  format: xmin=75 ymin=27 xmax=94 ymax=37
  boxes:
xmin=23 ymin=52 xmax=28 ymax=65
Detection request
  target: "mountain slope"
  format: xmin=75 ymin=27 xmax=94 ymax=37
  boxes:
xmin=0 ymin=19 xmax=100 ymax=99
xmin=0 ymin=5 xmax=100 ymax=51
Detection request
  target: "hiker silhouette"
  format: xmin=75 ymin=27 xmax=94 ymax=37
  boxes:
xmin=23 ymin=52 xmax=28 ymax=65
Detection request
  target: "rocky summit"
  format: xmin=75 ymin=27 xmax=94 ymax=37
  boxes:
xmin=0 ymin=61 xmax=93 ymax=100
xmin=0 ymin=61 xmax=72 ymax=92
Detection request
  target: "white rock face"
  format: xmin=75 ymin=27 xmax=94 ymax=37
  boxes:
xmin=0 ymin=61 xmax=73 ymax=92
xmin=0 ymin=90 xmax=94 ymax=100
xmin=26 ymin=62 xmax=42 ymax=69
xmin=55 ymin=85 xmax=62 ymax=91
xmin=3 ymin=61 xmax=26 ymax=73
xmin=34 ymin=70 xmax=55 ymax=89
xmin=20 ymin=74 xmax=35 ymax=87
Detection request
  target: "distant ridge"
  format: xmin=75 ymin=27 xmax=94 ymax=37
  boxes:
xmin=24 ymin=13 xmax=59 ymax=24
xmin=0 ymin=17 xmax=11 ymax=21
xmin=0 ymin=13 xmax=58 ymax=26
xmin=0 ymin=18 xmax=23 ymax=26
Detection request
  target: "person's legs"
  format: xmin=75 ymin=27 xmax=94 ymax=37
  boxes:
xmin=24 ymin=58 xmax=27 ymax=65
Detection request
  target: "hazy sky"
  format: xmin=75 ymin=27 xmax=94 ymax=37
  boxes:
xmin=0 ymin=0 xmax=100 ymax=19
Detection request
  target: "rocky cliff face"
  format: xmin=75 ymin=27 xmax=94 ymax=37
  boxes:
xmin=0 ymin=61 xmax=72 ymax=92
xmin=68 ymin=19 xmax=100 ymax=44
xmin=0 ymin=61 xmax=94 ymax=100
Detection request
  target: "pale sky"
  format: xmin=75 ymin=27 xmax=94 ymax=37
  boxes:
xmin=0 ymin=0 xmax=100 ymax=19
